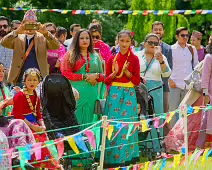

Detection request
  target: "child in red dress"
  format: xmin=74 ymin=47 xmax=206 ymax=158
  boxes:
xmin=13 ymin=68 xmax=64 ymax=169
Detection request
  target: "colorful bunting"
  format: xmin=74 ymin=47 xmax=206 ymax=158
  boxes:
xmin=45 ymin=140 xmax=59 ymax=161
xmin=107 ymin=125 xmax=114 ymax=140
xmin=126 ymin=124 xmax=134 ymax=139
xmin=173 ymin=154 xmax=181 ymax=168
xmin=92 ymin=126 xmax=101 ymax=150
xmin=160 ymin=158 xmax=166 ymax=170
xmin=141 ymin=120 xmax=149 ymax=132
xmin=33 ymin=142 xmax=42 ymax=160
xmin=0 ymin=150 xmax=4 ymax=163
xmin=74 ymin=134 xmax=89 ymax=153
xmin=189 ymin=149 xmax=199 ymax=165
xmin=202 ymin=148 xmax=210 ymax=166
xmin=67 ymin=137 xmax=80 ymax=154
xmin=0 ymin=8 xmax=211 ymax=15
xmin=84 ymin=130 xmax=96 ymax=149
xmin=55 ymin=139 xmax=64 ymax=160
xmin=194 ymin=149 xmax=204 ymax=165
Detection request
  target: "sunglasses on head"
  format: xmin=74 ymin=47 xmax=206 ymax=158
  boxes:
xmin=92 ymin=35 xmax=100 ymax=40
xmin=0 ymin=25 xmax=9 ymax=29
xmin=180 ymin=34 xmax=189 ymax=38
xmin=49 ymin=30 xmax=56 ymax=34
xmin=146 ymin=41 xmax=159 ymax=46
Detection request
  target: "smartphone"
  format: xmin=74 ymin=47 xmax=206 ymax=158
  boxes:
xmin=94 ymin=48 xmax=100 ymax=53
xmin=25 ymin=23 xmax=40 ymax=30
xmin=154 ymin=46 xmax=161 ymax=54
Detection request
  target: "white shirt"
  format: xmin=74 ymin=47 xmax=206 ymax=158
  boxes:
xmin=170 ymin=42 xmax=199 ymax=90
xmin=64 ymin=38 xmax=73 ymax=50
xmin=135 ymin=50 xmax=171 ymax=81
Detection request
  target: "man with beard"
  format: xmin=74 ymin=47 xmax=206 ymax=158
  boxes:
xmin=0 ymin=16 xmax=13 ymax=77
xmin=1 ymin=10 xmax=60 ymax=87
xmin=140 ymin=21 xmax=172 ymax=119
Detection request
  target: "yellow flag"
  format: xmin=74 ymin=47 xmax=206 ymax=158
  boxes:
xmin=141 ymin=120 xmax=149 ymax=132
xmin=107 ymin=125 xmax=114 ymax=140
xmin=193 ymin=106 xmax=200 ymax=113
xmin=61 ymin=10 xmax=68 ymax=14
xmin=67 ymin=137 xmax=80 ymax=154
xmin=85 ymin=10 xmax=91 ymax=15
xmin=167 ymin=111 xmax=175 ymax=123
xmin=202 ymin=148 xmax=209 ymax=166
xmin=144 ymin=161 xmax=150 ymax=170
xmin=115 ymin=167 xmax=119 ymax=170
xmin=174 ymin=154 xmax=181 ymax=168
xmin=108 ymin=10 xmax=114 ymax=15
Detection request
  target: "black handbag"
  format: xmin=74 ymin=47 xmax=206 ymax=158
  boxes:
xmin=94 ymin=84 xmax=106 ymax=114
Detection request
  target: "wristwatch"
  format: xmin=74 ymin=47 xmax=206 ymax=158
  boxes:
xmin=160 ymin=61 xmax=165 ymax=65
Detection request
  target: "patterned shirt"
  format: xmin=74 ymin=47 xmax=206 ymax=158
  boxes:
xmin=0 ymin=44 xmax=13 ymax=69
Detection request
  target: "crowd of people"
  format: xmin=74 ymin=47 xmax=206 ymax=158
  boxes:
xmin=0 ymin=9 xmax=211 ymax=169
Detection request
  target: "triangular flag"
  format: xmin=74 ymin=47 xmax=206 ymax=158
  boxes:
xmin=0 ymin=150 xmax=4 ymax=163
xmin=126 ymin=124 xmax=134 ymax=139
xmin=141 ymin=120 xmax=149 ymax=132
xmin=206 ymin=149 xmax=212 ymax=160
xmin=7 ymin=148 xmax=14 ymax=168
xmin=107 ymin=125 xmax=114 ymax=140
xmin=92 ymin=127 xmax=101 ymax=150
xmin=167 ymin=111 xmax=175 ymax=123
xmin=112 ymin=124 xmax=127 ymax=141
xmin=45 ymin=140 xmax=59 ymax=161
xmin=133 ymin=164 xmax=137 ymax=170
xmin=24 ymin=144 xmax=32 ymax=161
xmin=67 ymin=137 xmax=80 ymax=154
xmin=174 ymin=154 xmax=181 ymax=168
xmin=202 ymin=148 xmax=210 ymax=166
xmin=33 ymin=142 xmax=42 ymax=160
xmin=149 ymin=162 xmax=153 ymax=170
xmin=154 ymin=160 xmax=162 ymax=170
xmin=144 ymin=161 xmax=149 ymax=170
xmin=84 ymin=130 xmax=96 ymax=149
xmin=160 ymin=158 xmax=166 ymax=170
xmin=17 ymin=147 xmax=27 ymax=170
xmin=194 ymin=149 xmax=204 ymax=165
xmin=55 ymin=139 xmax=64 ymax=160
xmin=154 ymin=117 xmax=160 ymax=128
xmin=74 ymin=134 xmax=89 ymax=153
xmin=189 ymin=149 xmax=199 ymax=165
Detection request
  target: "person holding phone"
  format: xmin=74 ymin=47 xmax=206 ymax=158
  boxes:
xmin=135 ymin=33 xmax=171 ymax=153
xmin=0 ymin=10 xmax=60 ymax=87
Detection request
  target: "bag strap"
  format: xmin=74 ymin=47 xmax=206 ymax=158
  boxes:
xmin=143 ymin=56 xmax=154 ymax=76
xmin=14 ymin=39 xmax=35 ymax=85
xmin=187 ymin=44 xmax=194 ymax=70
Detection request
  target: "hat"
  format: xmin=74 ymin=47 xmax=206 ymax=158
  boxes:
xmin=23 ymin=10 xmax=37 ymax=21
xmin=192 ymin=30 xmax=203 ymax=40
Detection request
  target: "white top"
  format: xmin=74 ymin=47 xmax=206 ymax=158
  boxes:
xmin=64 ymin=38 xmax=73 ymax=50
xmin=170 ymin=42 xmax=199 ymax=90
xmin=135 ymin=50 xmax=171 ymax=81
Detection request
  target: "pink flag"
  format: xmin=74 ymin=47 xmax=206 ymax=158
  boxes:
xmin=7 ymin=148 xmax=14 ymax=169
xmin=33 ymin=142 xmax=42 ymax=160
xmin=154 ymin=117 xmax=160 ymax=128
xmin=84 ymin=130 xmax=96 ymax=149
xmin=55 ymin=139 xmax=64 ymax=160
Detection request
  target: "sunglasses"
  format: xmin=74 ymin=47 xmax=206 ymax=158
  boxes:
xmin=49 ymin=30 xmax=56 ymax=35
xmin=146 ymin=41 xmax=159 ymax=46
xmin=0 ymin=25 xmax=9 ymax=29
xmin=92 ymin=35 xmax=100 ymax=40
xmin=180 ymin=34 xmax=190 ymax=38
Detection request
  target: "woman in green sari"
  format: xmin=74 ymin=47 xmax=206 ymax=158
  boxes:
xmin=61 ymin=29 xmax=105 ymax=130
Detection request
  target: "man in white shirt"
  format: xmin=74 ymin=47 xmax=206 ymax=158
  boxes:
xmin=169 ymin=27 xmax=198 ymax=126
xmin=64 ymin=23 xmax=81 ymax=50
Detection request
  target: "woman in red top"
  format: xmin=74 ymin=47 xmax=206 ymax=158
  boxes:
xmin=13 ymin=68 xmax=63 ymax=170
xmin=104 ymin=30 xmax=140 ymax=168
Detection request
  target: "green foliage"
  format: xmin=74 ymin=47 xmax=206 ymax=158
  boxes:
xmin=126 ymin=0 xmax=190 ymax=45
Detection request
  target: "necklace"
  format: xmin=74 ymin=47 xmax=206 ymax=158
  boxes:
xmin=82 ymin=53 xmax=90 ymax=73
xmin=112 ymin=51 xmax=130 ymax=78
xmin=23 ymin=86 xmax=38 ymax=117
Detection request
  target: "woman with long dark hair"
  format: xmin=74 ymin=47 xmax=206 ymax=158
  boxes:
xmin=60 ymin=29 xmax=105 ymax=129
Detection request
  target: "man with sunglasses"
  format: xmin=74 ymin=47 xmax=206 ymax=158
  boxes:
xmin=0 ymin=16 xmax=13 ymax=84
xmin=64 ymin=23 xmax=81 ymax=50
xmin=169 ymin=27 xmax=198 ymax=127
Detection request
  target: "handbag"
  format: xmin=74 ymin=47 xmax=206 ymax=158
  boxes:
xmin=184 ymin=61 xmax=204 ymax=92
xmin=94 ymin=83 xmax=106 ymax=114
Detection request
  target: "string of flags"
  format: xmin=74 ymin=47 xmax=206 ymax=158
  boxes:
xmin=0 ymin=105 xmax=212 ymax=169
xmin=0 ymin=8 xmax=212 ymax=15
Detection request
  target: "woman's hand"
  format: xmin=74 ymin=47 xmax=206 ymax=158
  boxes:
xmin=155 ymin=52 xmax=163 ymax=63
xmin=123 ymin=62 xmax=130 ymax=72
xmin=113 ymin=61 xmax=119 ymax=74
xmin=86 ymin=74 xmax=98 ymax=86
xmin=141 ymin=76 xmax=147 ymax=84
xmin=204 ymin=95 xmax=210 ymax=106
xmin=31 ymin=125 xmax=45 ymax=133
xmin=168 ymin=79 xmax=177 ymax=88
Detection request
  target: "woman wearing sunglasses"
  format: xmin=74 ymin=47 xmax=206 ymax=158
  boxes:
xmin=89 ymin=23 xmax=111 ymax=65
xmin=135 ymin=33 xmax=171 ymax=153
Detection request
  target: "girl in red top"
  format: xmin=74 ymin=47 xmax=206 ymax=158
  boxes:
xmin=13 ymin=68 xmax=64 ymax=170
xmin=104 ymin=30 xmax=140 ymax=168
